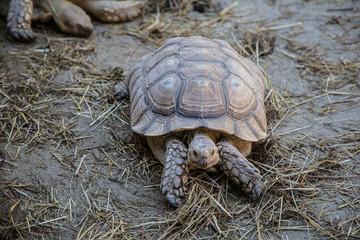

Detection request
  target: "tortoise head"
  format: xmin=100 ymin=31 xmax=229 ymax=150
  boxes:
xmin=53 ymin=2 xmax=93 ymax=37
xmin=188 ymin=132 xmax=219 ymax=170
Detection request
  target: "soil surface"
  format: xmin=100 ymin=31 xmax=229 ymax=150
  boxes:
xmin=0 ymin=0 xmax=359 ymax=239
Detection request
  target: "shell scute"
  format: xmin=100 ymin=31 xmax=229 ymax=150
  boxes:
xmin=147 ymin=44 xmax=180 ymax=71
xmin=143 ymin=117 xmax=168 ymax=135
xmin=225 ymin=74 xmax=256 ymax=119
xmin=131 ymin=95 xmax=148 ymax=127
xmin=179 ymin=46 xmax=226 ymax=62
xmin=146 ymin=56 xmax=180 ymax=87
xmin=179 ymin=62 xmax=227 ymax=82
xmin=178 ymin=79 xmax=226 ymax=118
xmin=176 ymin=36 xmax=219 ymax=48
xmin=147 ymin=74 xmax=180 ymax=115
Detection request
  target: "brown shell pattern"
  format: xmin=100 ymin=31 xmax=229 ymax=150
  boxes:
xmin=126 ymin=36 xmax=267 ymax=141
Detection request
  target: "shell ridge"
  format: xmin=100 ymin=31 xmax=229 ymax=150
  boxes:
xmin=224 ymin=47 xmax=253 ymax=76
xmin=147 ymin=49 xmax=180 ymax=72
xmin=220 ymin=47 xmax=256 ymax=94
xmin=179 ymin=45 xmax=221 ymax=50
xmin=246 ymin=120 xmax=260 ymax=139
xmin=178 ymin=59 xmax=227 ymax=64
xmin=153 ymin=41 xmax=179 ymax=56
xmin=219 ymin=45 xmax=232 ymax=116
xmin=200 ymin=82 xmax=203 ymax=119
xmin=212 ymin=38 xmax=230 ymax=47
xmin=173 ymin=69 xmax=183 ymax=114
xmin=230 ymin=72 xmax=256 ymax=94
xmin=221 ymin=75 xmax=230 ymax=113
xmin=131 ymin=92 xmax=145 ymax=113
xmin=140 ymin=114 xmax=158 ymax=134
xmin=254 ymin=114 xmax=267 ymax=133
xmin=164 ymin=116 xmax=171 ymax=133
xmin=132 ymin=105 xmax=150 ymax=129
xmin=146 ymin=70 xmax=177 ymax=89
xmin=200 ymin=118 xmax=208 ymax=128
xmin=253 ymin=102 xmax=267 ymax=132
xmin=127 ymin=67 xmax=142 ymax=91
xmin=174 ymin=56 xmax=185 ymax=115
xmin=233 ymin=119 xmax=239 ymax=136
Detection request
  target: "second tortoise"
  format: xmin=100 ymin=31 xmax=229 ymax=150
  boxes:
xmin=3 ymin=0 xmax=145 ymax=42
xmin=115 ymin=36 xmax=267 ymax=206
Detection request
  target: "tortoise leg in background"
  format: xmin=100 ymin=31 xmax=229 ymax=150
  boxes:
xmin=216 ymin=141 xmax=264 ymax=201
xmin=7 ymin=0 xmax=36 ymax=42
xmin=71 ymin=0 xmax=145 ymax=23
xmin=31 ymin=9 xmax=52 ymax=24
xmin=39 ymin=0 xmax=93 ymax=37
xmin=161 ymin=137 xmax=189 ymax=207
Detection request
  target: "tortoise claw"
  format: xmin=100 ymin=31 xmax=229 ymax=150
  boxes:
xmin=246 ymin=179 xmax=264 ymax=201
xmin=9 ymin=27 xmax=37 ymax=42
xmin=166 ymin=194 xmax=185 ymax=207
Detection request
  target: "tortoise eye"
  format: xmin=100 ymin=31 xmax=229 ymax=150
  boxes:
xmin=193 ymin=150 xmax=198 ymax=157
xmin=211 ymin=150 xmax=215 ymax=155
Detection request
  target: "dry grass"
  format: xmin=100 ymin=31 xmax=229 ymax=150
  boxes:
xmin=1 ymin=0 xmax=359 ymax=239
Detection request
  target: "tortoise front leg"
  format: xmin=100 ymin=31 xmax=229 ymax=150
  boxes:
xmin=217 ymin=141 xmax=264 ymax=201
xmin=7 ymin=0 xmax=36 ymax=42
xmin=161 ymin=137 xmax=189 ymax=207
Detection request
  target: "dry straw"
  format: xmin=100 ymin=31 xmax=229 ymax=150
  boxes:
xmin=1 ymin=0 xmax=359 ymax=239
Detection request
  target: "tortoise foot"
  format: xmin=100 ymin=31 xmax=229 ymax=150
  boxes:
xmin=7 ymin=0 xmax=36 ymax=42
xmin=161 ymin=137 xmax=189 ymax=207
xmin=217 ymin=141 xmax=264 ymax=201
xmin=75 ymin=0 xmax=145 ymax=23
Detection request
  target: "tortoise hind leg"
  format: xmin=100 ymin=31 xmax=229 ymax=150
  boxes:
xmin=7 ymin=0 xmax=36 ymax=42
xmin=161 ymin=137 xmax=189 ymax=207
xmin=71 ymin=0 xmax=145 ymax=23
xmin=217 ymin=141 xmax=264 ymax=201
xmin=31 ymin=9 xmax=52 ymax=24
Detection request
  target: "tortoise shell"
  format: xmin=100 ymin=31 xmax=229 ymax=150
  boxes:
xmin=126 ymin=36 xmax=267 ymax=141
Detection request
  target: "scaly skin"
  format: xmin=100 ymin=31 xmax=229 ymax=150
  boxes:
xmin=7 ymin=0 xmax=36 ymax=42
xmin=217 ymin=141 xmax=264 ymax=201
xmin=71 ymin=0 xmax=145 ymax=23
xmin=161 ymin=137 xmax=190 ymax=207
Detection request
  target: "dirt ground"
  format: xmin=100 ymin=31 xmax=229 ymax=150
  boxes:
xmin=0 ymin=0 xmax=359 ymax=239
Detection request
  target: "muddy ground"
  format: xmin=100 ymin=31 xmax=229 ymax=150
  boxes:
xmin=0 ymin=0 xmax=359 ymax=239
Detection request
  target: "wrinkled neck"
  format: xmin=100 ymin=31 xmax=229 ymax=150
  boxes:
xmin=185 ymin=128 xmax=217 ymax=145
xmin=194 ymin=131 xmax=210 ymax=140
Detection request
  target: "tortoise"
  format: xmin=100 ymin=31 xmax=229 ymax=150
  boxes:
xmin=114 ymin=36 xmax=267 ymax=206
xmin=1 ymin=0 xmax=145 ymax=42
